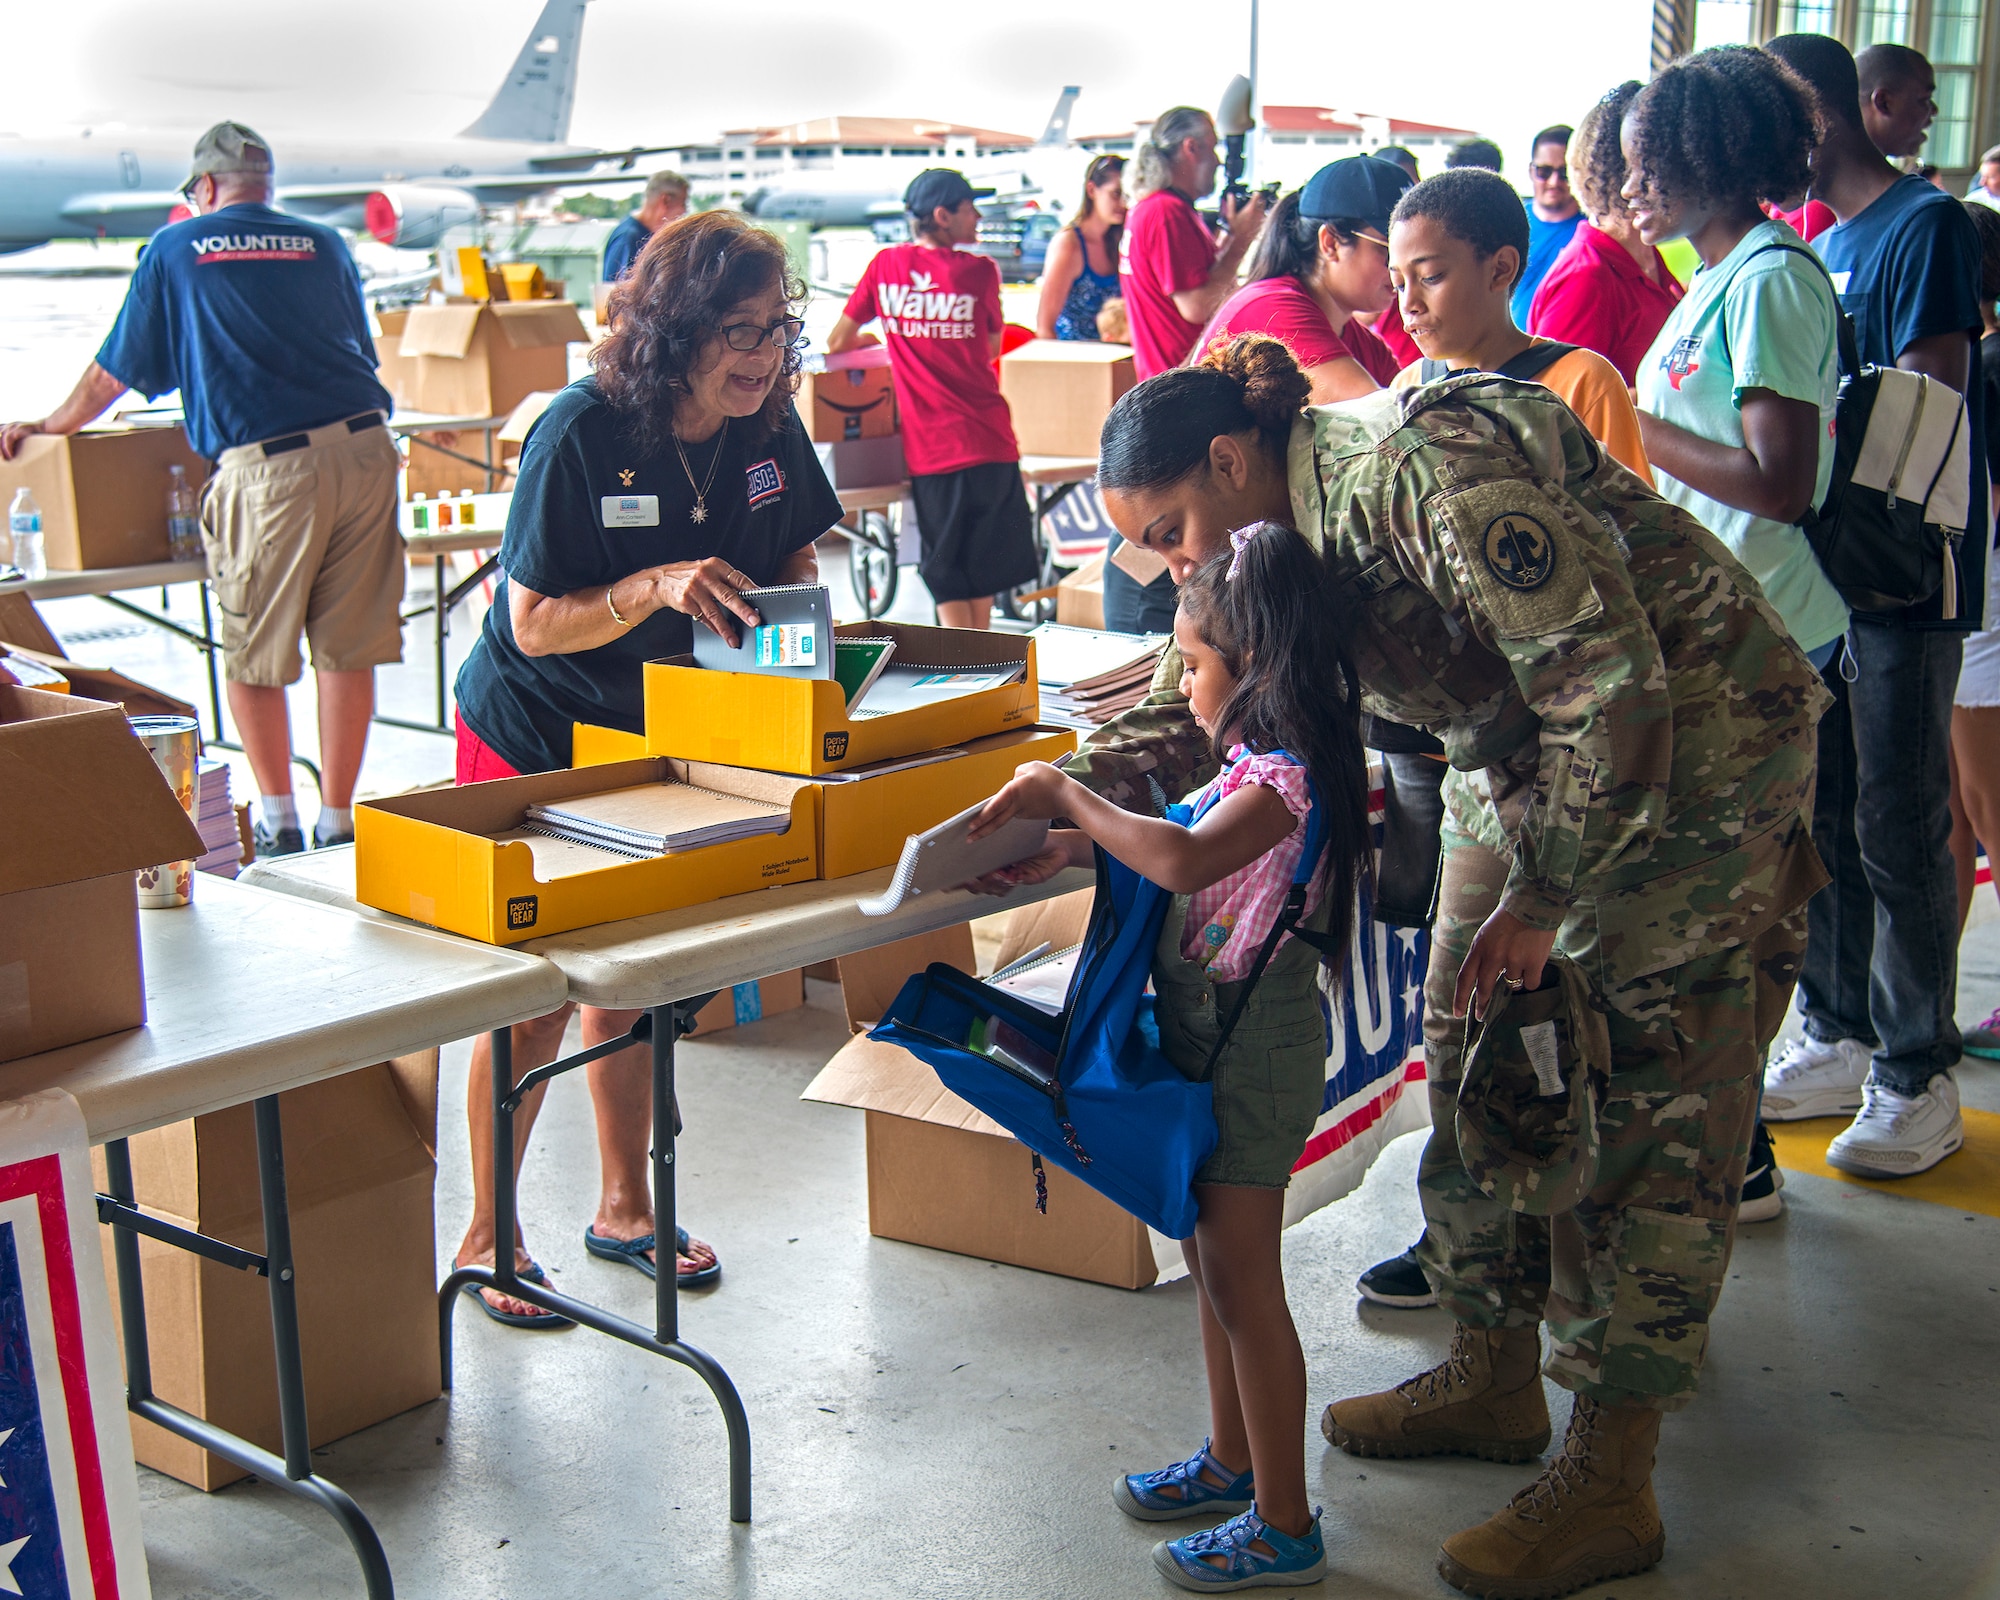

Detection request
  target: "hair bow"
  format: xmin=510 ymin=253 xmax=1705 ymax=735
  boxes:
xmin=1225 ymin=523 xmax=1261 ymax=580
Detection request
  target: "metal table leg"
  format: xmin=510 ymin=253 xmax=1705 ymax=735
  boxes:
xmin=440 ymin=1009 xmax=752 ymax=1522
xmin=101 ymin=1112 xmax=394 ymax=1598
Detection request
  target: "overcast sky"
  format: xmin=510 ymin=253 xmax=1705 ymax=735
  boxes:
xmin=4 ymin=1 xmax=1661 ymax=181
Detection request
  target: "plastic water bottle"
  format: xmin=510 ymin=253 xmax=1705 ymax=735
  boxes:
xmin=411 ymin=492 xmax=429 ymax=531
xmin=165 ymin=465 xmax=201 ymax=563
xmin=7 ymin=488 xmax=44 ymax=580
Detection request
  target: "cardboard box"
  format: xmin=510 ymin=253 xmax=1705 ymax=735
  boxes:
xmin=0 ymin=641 xmax=198 ymax=721
xmin=92 ymin=1053 xmax=443 ymax=1489
xmin=0 ymin=426 xmax=209 ymax=571
xmin=999 ymin=340 xmax=1136 ymax=459
xmin=802 ymin=348 xmax=898 ymax=443
xmin=396 ymin=300 xmax=589 ymax=418
xmin=804 ymin=922 xmax=1156 ymax=1290
xmin=355 ymin=755 xmax=818 ymax=944
xmin=1056 ymin=554 xmax=1106 ymax=630
xmin=372 ymin=307 xmax=422 ymax=411
xmin=0 ymin=686 xmax=207 ymax=1063
xmin=571 ymin=720 xmax=649 ymax=766
xmin=684 ymin=971 xmax=806 ymax=1036
xmin=813 ymin=435 xmax=907 ymax=489
xmin=644 ymin=622 xmax=1041 ymax=777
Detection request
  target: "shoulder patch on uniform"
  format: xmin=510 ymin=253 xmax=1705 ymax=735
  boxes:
xmin=1430 ymin=480 xmax=1602 ymax=639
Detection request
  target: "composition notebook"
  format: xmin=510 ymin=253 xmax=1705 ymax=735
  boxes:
xmin=691 ymin=584 xmax=834 ymax=679
xmin=834 ymin=635 xmax=896 ymax=710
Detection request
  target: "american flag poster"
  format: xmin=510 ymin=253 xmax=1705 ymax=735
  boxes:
xmin=0 ymin=1090 xmax=150 ymax=1598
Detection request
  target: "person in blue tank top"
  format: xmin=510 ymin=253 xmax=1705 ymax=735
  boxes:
xmin=971 ymin=523 xmax=1373 ymax=1593
xmin=1035 ymin=154 xmax=1128 ymax=341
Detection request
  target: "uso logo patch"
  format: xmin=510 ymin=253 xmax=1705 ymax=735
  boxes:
xmin=506 ymin=895 xmax=539 ymax=930
xmin=746 ymin=458 xmax=786 ymax=508
xmin=1483 ymin=513 xmax=1555 ymax=591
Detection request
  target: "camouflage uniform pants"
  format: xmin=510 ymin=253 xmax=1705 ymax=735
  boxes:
xmin=1414 ymin=822 xmax=1804 ymax=1411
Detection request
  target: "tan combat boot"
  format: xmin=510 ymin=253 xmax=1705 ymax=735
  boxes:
xmin=1320 ymin=1322 xmax=1551 ymax=1463
xmin=1435 ymin=1394 xmax=1666 ymax=1599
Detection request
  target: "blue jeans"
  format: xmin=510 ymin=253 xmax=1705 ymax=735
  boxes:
xmin=1797 ymin=621 xmax=1964 ymax=1093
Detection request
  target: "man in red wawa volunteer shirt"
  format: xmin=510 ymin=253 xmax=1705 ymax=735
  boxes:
xmin=828 ymin=169 xmax=1038 ymax=627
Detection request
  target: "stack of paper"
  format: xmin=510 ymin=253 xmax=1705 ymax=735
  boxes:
xmin=513 ymin=781 xmax=791 ymax=866
xmin=1030 ymin=623 xmax=1170 ymax=731
xmin=194 ymin=759 xmax=241 ymax=878
xmin=850 ymin=661 xmax=1029 ymax=719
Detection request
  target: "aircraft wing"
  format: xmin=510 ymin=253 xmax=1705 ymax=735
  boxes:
xmin=59 ymin=191 xmax=183 ymax=230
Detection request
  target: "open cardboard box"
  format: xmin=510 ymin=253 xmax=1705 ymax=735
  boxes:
xmin=998 ymin=339 xmax=1135 ymax=458
xmin=355 ymin=756 xmax=817 ymax=945
xmin=394 ymin=300 xmax=589 ymax=417
xmin=91 ymin=1051 xmax=443 ymax=1489
xmin=801 ymin=346 xmax=897 ymax=443
xmin=644 ymin=621 xmax=1040 ymax=777
xmin=0 ymin=425 xmax=209 ymax=570
xmin=803 ymin=898 xmax=1156 ymax=1290
xmin=573 ymin=721 xmax=1076 ymax=879
xmin=0 ymin=685 xmax=206 ymax=1064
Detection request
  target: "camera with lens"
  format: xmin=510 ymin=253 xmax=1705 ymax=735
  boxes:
xmin=1214 ymin=76 xmax=1275 ymax=221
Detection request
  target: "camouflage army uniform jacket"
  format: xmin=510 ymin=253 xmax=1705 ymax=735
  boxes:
xmin=1066 ymin=375 xmax=1832 ymax=991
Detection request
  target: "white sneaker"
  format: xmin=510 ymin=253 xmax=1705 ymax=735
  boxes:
xmin=1825 ymin=1074 xmax=1964 ymax=1178
xmin=1761 ymin=1035 xmax=1872 ymax=1120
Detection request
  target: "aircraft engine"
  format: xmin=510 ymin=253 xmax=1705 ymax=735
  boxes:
xmin=365 ymin=185 xmax=483 ymax=249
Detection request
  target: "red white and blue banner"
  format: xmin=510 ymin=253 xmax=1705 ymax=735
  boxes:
xmin=0 ymin=1091 xmax=151 ymax=1598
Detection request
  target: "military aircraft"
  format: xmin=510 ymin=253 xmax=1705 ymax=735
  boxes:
xmin=0 ymin=0 xmax=677 ymax=253
xmin=744 ymin=88 xmax=1086 ymax=231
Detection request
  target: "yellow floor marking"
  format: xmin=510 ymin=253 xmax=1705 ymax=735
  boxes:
xmin=1767 ymin=1106 xmax=2000 ymax=1216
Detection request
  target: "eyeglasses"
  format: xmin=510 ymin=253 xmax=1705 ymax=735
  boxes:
xmin=720 ymin=316 xmax=805 ymax=352
xmin=1531 ymin=164 xmax=1570 ymax=183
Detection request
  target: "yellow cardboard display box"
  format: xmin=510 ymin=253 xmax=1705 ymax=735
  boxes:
xmin=355 ymin=756 xmax=817 ymax=944
xmin=644 ymin=622 xmax=1040 ymax=777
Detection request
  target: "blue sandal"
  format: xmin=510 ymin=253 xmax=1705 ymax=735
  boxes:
xmin=583 ymin=1225 xmax=722 ymax=1288
xmin=460 ymin=1260 xmax=572 ymax=1330
xmin=1112 ymin=1439 xmax=1255 ymax=1522
xmin=1152 ymin=1506 xmax=1327 ymax=1591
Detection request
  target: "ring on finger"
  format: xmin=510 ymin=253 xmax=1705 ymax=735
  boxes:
xmin=1499 ymin=973 xmax=1526 ymax=991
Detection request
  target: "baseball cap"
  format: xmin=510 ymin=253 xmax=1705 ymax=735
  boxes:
xmin=903 ymin=168 xmax=994 ymax=218
xmin=1298 ymin=156 xmax=1415 ymax=241
xmin=183 ymin=121 xmax=274 ymax=192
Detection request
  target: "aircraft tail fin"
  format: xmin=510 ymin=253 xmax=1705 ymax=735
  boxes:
xmin=1036 ymin=87 xmax=1081 ymax=147
xmin=460 ymin=0 xmax=590 ymax=144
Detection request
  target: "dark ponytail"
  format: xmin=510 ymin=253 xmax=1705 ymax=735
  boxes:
xmin=1178 ymin=522 xmax=1372 ymax=967
xmin=1099 ymin=334 xmax=1311 ymax=493
xmin=1246 ymin=191 xmax=1374 ymax=285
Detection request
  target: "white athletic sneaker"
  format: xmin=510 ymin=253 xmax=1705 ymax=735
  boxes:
xmin=1761 ymin=1035 xmax=1871 ymax=1121
xmin=1825 ymin=1074 xmax=1964 ymax=1178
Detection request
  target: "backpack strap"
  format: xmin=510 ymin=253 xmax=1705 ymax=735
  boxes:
xmin=1496 ymin=340 xmax=1580 ymax=383
xmin=1744 ymin=239 xmax=1861 ymax=379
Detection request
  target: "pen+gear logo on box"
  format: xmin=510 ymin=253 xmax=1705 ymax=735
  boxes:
xmin=823 ymin=732 xmax=849 ymax=762
xmin=506 ymin=895 xmax=539 ymax=930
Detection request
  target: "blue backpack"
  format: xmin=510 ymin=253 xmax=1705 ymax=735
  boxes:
xmin=870 ymin=767 xmax=1334 ymax=1240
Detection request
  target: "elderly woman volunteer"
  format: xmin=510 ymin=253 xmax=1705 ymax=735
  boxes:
xmin=450 ymin=211 xmax=843 ymax=1324
xmin=1058 ymin=335 xmax=1827 ymax=1596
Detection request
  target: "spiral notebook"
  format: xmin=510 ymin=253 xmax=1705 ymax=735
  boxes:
xmin=856 ymin=798 xmax=1050 ymax=916
xmin=691 ymin=583 xmax=834 ymax=679
xmin=849 ymin=660 xmax=1029 ymax=719
xmin=508 ymin=780 xmax=791 ymax=871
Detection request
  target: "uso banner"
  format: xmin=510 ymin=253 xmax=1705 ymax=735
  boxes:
xmin=0 ymin=1091 xmax=151 ymax=1598
xmin=1150 ymin=778 xmax=1428 ymax=1277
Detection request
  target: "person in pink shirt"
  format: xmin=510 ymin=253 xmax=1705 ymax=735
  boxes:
xmin=1527 ymin=84 xmax=1685 ymax=386
xmin=1197 ymin=156 xmax=1414 ymax=401
xmin=1120 ymin=107 xmax=1269 ymax=379
xmin=829 ymin=169 xmax=1038 ymax=628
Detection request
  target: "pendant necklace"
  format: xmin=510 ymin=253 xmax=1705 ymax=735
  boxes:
xmin=673 ymin=417 xmax=728 ymax=526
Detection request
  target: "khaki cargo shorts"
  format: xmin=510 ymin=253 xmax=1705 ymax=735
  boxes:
xmin=202 ymin=418 xmax=404 ymax=686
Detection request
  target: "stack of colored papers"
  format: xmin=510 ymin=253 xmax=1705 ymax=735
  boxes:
xmin=499 ymin=781 xmax=792 ymax=874
xmin=194 ymin=759 xmax=241 ymax=878
xmin=1029 ymin=623 xmax=1170 ymax=731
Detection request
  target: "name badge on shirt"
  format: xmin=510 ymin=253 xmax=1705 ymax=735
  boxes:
xmin=1828 ymin=270 xmax=1853 ymax=293
xmin=600 ymin=494 xmax=660 ymax=528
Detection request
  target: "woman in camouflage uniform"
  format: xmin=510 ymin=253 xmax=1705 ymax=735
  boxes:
xmin=1066 ymin=334 xmax=1828 ymax=1598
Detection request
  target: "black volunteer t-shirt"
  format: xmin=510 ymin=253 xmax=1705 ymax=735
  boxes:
xmin=455 ymin=378 xmax=842 ymax=773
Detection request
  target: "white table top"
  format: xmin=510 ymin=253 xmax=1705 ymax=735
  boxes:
xmin=387 ymin=411 xmax=508 ymax=434
xmin=1 ymin=560 xmax=207 ymax=601
xmin=0 ymin=875 xmax=565 ymax=1144
xmin=244 ymin=846 xmax=1092 ymax=1013
xmin=1018 ymin=455 xmax=1098 ymax=486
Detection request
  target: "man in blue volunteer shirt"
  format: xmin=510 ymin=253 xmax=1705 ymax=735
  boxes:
xmin=601 ymin=171 xmax=689 ymax=281
xmin=0 ymin=122 xmax=400 ymax=858
xmin=1760 ymin=36 xmax=1986 ymax=1180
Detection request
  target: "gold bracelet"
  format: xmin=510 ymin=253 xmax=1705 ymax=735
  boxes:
xmin=606 ymin=583 xmax=634 ymax=628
